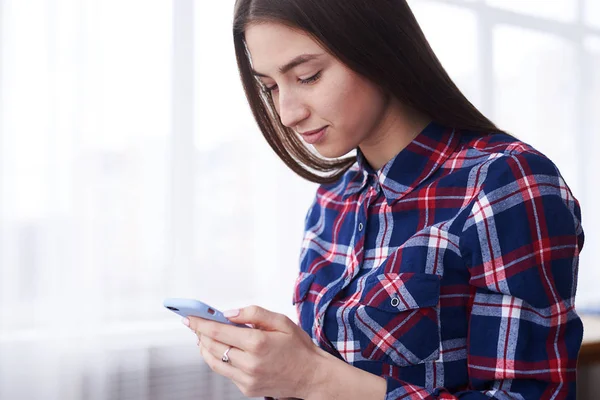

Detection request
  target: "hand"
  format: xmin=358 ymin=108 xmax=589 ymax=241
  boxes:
xmin=184 ymin=306 xmax=326 ymax=399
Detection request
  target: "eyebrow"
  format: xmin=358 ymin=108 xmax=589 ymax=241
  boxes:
xmin=252 ymin=53 xmax=324 ymax=78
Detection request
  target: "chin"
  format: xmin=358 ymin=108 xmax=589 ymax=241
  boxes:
xmin=313 ymin=143 xmax=355 ymax=159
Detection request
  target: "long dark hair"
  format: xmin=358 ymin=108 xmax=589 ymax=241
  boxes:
xmin=233 ymin=0 xmax=502 ymax=184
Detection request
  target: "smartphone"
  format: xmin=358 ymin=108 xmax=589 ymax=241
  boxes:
xmin=163 ymin=298 xmax=249 ymax=328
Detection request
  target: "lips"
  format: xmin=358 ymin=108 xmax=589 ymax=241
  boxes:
xmin=300 ymin=126 xmax=328 ymax=136
xmin=299 ymin=126 xmax=328 ymax=145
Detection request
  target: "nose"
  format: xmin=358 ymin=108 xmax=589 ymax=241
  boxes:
xmin=276 ymin=88 xmax=310 ymax=129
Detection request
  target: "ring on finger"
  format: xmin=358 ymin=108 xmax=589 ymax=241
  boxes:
xmin=221 ymin=346 xmax=232 ymax=363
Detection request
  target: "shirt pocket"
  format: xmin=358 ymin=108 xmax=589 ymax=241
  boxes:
xmin=354 ymin=272 xmax=441 ymax=367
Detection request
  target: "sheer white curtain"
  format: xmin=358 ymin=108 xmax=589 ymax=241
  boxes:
xmin=0 ymin=0 xmax=598 ymax=399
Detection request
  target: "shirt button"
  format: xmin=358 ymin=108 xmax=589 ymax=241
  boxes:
xmin=358 ymin=223 xmax=364 ymax=231
xmin=391 ymin=297 xmax=400 ymax=307
xmin=316 ymin=314 xmax=324 ymax=327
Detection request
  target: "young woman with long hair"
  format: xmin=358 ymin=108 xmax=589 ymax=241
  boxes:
xmin=183 ymin=1 xmax=584 ymax=399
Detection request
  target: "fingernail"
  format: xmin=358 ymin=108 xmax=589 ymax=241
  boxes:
xmin=197 ymin=337 xmax=200 ymax=346
xmin=182 ymin=317 xmax=190 ymax=327
xmin=223 ymin=309 xmax=239 ymax=318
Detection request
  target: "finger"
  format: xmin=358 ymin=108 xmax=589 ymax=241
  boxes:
xmin=200 ymin=335 xmax=253 ymax=370
xmin=199 ymin=340 xmax=247 ymax=383
xmin=226 ymin=306 xmax=292 ymax=332
xmin=187 ymin=316 xmax=262 ymax=351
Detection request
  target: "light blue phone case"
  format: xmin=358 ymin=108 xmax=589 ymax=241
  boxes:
xmin=163 ymin=298 xmax=248 ymax=328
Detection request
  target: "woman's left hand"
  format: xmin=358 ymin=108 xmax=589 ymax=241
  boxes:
xmin=184 ymin=306 xmax=327 ymax=399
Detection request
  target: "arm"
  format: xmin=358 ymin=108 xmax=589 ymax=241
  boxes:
xmin=454 ymin=153 xmax=583 ymax=399
xmin=307 ymin=346 xmax=387 ymax=400
xmin=266 ymin=347 xmax=386 ymax=400
xmin=310 ymin=153 xmax=584 ymax=400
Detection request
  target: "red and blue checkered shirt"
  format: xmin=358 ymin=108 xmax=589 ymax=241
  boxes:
xmin=292 ymin=122 xmax=584 ymax=399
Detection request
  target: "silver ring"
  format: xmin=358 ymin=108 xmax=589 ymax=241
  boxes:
xmin=221 ymin=346 xmax=232 ymax=363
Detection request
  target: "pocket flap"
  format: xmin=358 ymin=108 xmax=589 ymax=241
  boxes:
xmin=361 ymin=272 xmax=440 ymax=313
xmin=292 ymin=272 xmax=315 ymax=305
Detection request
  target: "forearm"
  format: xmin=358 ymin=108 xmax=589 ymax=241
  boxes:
xmin=302 ymin=348 xmax=387 ymax=400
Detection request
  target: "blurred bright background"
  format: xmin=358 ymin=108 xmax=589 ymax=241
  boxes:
xmin=0 ymin=0 xmax=598 ymax=399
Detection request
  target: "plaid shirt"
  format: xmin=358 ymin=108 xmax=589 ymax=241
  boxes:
xmin=292 ymin=122 xmax=584 ymax=399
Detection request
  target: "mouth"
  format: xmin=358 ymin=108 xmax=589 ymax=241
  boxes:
xmin=299 ymin=126 xmax=327 ymax=136
xmin=299 ymin=126 xmax=328 ymax=145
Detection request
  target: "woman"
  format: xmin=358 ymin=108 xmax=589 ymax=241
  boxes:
xmin=183 ymin=0 xmax=584 ymax=399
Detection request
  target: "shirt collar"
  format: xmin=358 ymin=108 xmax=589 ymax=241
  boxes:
xmin=342 ymin=121 xmax=460 ymax=205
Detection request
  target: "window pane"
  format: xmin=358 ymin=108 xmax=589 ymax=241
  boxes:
xmin=586 ymin=37 xmax=600 ymax=133
xmin=0 ymin=0 xmax=173 ymax=327
xmin=579 ymin=37 xmax=600 ymax=307
xmin=486 ymin=0 xmax=576 ymax=23
xmin=585 ymin=0 xmax=600 ymax=28
xmin=492 ymin=25 xmax=578 ymax=190
xmin=192 ymin=0 xmax=313 ymax=313
xmin=193 ymin=0 xmax=263 ymax=306
xmin=408 ymin=1 xmax=481 ymax=110
xmin=194 ymin=0 xmax=254 ymax=152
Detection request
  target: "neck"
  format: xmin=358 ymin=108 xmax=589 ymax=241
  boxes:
xmin=359 ymin=98 xmax=431 ymax=170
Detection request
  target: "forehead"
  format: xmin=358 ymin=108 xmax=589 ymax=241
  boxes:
xmin=245 ymin=22 xmax=324 ymax=73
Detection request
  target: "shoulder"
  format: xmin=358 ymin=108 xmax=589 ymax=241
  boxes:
xmin=458 ymin=130 xmax=564 ymax=189
xmin=456 ymin=130 xmax=583 ymax=233
xmin=458 ymin=131 xmax=583 ymax=237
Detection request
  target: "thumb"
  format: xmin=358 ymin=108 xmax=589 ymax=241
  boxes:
xmin=224 ymin=305 xmax=289 ymax=331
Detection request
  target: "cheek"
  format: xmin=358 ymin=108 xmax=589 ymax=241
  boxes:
xmin=317 ymin=78 xmax=355 ymax=126
xmin=324 ymin=77 xmax=385 ymax=140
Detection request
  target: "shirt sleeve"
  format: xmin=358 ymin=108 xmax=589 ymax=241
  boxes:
xmin=384 ymin=152 xmax=584 ymax=399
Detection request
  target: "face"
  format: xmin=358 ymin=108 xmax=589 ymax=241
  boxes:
xmin=244 ymin=22 xmax=390 ymax=159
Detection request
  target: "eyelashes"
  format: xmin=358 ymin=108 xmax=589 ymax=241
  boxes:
xmin=264 ymin=71 xmax=322 ymax=94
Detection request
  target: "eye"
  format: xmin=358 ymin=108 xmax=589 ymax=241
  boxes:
xmin=263 ymin=71 xmax=322 ymax=94
xmin=299 ymin=71 xmax=321 ymax=85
